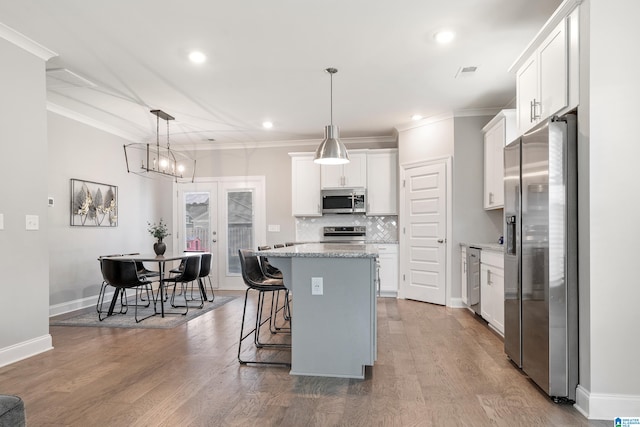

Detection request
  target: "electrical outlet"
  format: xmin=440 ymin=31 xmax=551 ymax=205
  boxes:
xmin=25 ymin=214 xmax=39 ymax=230
xmin=311 ymin=277 xmax=323 ymax=295
xmin=0 ymin=213 xmax=4 ymax=230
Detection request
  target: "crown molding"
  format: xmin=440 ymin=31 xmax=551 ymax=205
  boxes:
xmin=176 ymin=135 xmax=397 ymax=152
xmin=47 ymin=102 xmax=140 ymax=143
xmin=0 ymin=22 xmax=57 ymax=61
xmin=394 ymin=108 xmax=500 ymax=132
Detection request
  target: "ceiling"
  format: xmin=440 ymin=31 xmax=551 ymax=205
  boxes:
xmin=0 ymin=0 xmax=562 ymax=149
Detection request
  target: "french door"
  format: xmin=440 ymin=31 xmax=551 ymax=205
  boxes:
xmin=175 ymin=177 xmax=266 ymax=290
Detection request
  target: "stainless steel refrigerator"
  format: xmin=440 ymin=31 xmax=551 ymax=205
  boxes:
xmin=503 ymin=113 xmax=579 ymax=402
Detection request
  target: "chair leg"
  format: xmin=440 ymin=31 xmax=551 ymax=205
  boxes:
xmin=203 ymin=275 xmax=215 ymax=302
xmin=269 ymin=290 xmax=291 ymax=334
xmin=237 ymin=288 xmax=290 ymax=367
xmin=134 ymin=284 xmax=157 ymax=323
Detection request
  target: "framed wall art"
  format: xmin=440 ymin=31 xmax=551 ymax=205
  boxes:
xmin=70 ymin=178 xmax=118 ymax=227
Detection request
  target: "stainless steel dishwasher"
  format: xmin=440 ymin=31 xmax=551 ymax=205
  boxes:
xmin=466 ymin=247 xmax=481 ymax=315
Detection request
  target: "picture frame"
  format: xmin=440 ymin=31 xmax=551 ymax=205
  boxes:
xmin=70 ymin=178 xmax=118 ymax=227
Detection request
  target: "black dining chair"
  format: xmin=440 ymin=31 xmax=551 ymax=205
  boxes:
xmin=99 ymin=258 xmax=156 ymax=323
xmin=96 ymin=254 xmax=126 ymax=319
xmin=198 ymin=252 xmax=215 ymax=302
xmin=162 ymin=254 xmax=202 ymax=313
xmin=237 ymin=249 xmax=291 ymax=367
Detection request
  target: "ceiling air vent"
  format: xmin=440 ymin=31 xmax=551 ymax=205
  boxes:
xmin=46 ymin=68 xmax=96 ymax=89
xmin=455 ymin=66 xmax=478 ymax=79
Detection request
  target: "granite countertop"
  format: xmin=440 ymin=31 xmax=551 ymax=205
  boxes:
xmin=256 ymin=243 xmax=379 ymax=258
xmin=460 ymin=242 xmax=505 ymax=252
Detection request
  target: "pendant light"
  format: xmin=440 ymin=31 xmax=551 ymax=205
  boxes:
xmin=314 ymin=67 xmax=350 ymax=165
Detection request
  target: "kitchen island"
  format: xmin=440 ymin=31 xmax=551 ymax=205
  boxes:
xmin=256 ymin=243 xmax=378 ymax=379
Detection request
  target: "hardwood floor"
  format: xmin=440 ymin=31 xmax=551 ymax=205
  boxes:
xmin=1 ymin=292 xmax=608 ymax=426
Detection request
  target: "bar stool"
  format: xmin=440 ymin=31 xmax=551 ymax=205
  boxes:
xmin=237 ymin=249 xmax=291 ymax=367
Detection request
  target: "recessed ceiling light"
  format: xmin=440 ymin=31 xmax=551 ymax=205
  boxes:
xmin=188 ymin=51 xmax=206 ymax=64
xmin=411 ymin=114 xmax=423 ymax=121
xmin=262 ymin=121 xmax=273 ymax=129
xmin=434 ymin=31 xmax=455 ymax=44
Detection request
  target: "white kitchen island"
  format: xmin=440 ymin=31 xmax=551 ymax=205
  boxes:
xmin=256 ymin=243 xmax=378 ymax=379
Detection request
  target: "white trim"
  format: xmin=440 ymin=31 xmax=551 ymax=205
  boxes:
xmin=49 ymin=292 xmax=113 ymax=317
xmin=177 ymin=135 xmax=397 ymax=152
xmin=394 ymin=108 xmax=500 ymax=132
xmin=0 ymin=335 xmax=53 ymax=369
xmin=508 ymin=0 xmax=583 ymax=72
xmin=574 ymin=385 xmax=640 ymax=421
xmin=448 ymin=297 xmax=466 ymax=309
xmin=47 ymin=102 xmax=141 ymax=142
xmin=0 ymin=22 xmax=57 ymax=60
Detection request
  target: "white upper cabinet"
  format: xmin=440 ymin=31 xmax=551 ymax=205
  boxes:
xmin=366 ymin=149 xmax=397 ymax=215
xmin=290 ymin=153 xmax=322 ymax=217
xmin=483 ymin=110 xmax=516 ymax=210
xmin=321 ymin=152 xmax=367 ymax=189
xmin=513 ymin=5 xmax=579 ymax=135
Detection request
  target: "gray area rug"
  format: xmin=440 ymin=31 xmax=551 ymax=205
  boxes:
xmin=50 ymin=295 xmax=236 ymax=329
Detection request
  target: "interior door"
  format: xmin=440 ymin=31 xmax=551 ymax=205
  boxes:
xmin=400 ymin=161 xmax=447 ymax=305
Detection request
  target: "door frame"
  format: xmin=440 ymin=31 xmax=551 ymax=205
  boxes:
xmin=173 ymin=176 xmax=266 ymax=290
xmin=398 ymin=157 xmax=453 ymax=306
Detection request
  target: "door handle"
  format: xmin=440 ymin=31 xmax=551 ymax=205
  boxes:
xmin=437 ymin=239 xmax=444 ymax=244
xmin=212 ymin=239 xmax=217 ymax=243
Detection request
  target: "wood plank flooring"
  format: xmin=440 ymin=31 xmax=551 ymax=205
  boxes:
xmin=0 ymin=292 xmax=608 ymax=426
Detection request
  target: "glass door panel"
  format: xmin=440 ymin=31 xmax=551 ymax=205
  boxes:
xmin=183 ymin=192 xmax=211 ymax=252
xmin=226 ymin=190 xmax=254 ymax=275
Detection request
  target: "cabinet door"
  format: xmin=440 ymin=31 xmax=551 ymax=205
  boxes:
xmin=320 ymin=164 xmax=344 ymax=188
xmin=480 ymin=264 xmax=492 ymax=323
xmin=291 ymin=155 xmax=321 ymax=216
xmin=461 ymin=248 xmax=467 ymax=305
xmin=491 ymin=266 xmax=505 ymax=335
xmin=539 ymin=19 xmax=568 ymax=119
xmin=484 ymin=119 xmax=505 ymax=209
xmin=378 ymin=244 xmax=398 ymax=295
xmin=516 ymin=55 xmax=539 ymax=135
xmin=367 ymin=151 xmax=397 ymax=215
xmin=343 ymin=153 xmax=367 ymax=188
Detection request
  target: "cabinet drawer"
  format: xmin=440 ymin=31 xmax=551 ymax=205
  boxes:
xmin=481 ymin=250 xmax=503 ymax=269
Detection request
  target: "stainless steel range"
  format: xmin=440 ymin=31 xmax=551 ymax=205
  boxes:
xmin=322 ymin=226 xmax=366 ymax=243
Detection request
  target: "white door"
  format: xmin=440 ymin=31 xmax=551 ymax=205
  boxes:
xmin=176 ymin=177 xmax=266 ymax=290
xmin=176 ymin=182 xmax=220 ymax=287
xmin=400 ymin=161 xmax=447 ymax=305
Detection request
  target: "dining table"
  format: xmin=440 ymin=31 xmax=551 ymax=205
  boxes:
xmin=104 ymin=252 xmax=203 ymax=317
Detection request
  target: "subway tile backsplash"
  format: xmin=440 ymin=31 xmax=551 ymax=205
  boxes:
xmin=296 ymin=215 xmax=398 ymax=243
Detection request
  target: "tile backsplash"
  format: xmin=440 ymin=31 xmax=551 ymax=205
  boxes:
xmin=296 ymin=215 xmax=398 ymax=242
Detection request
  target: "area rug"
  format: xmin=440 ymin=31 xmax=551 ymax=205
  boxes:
xmin=50 ymin=295 xmax=236 ymax=329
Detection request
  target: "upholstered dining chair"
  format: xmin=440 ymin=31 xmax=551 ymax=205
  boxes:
xmin=237 ymin=249 xmax=291 ymax=367
xmin=162 ymin=254 xmax=202 ymax=313
xmin=99 ymin=258 xmax=156 ymax=323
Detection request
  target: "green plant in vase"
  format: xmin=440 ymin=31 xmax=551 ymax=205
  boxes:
xmin=148 ymin=219 xmax=170 ymax=255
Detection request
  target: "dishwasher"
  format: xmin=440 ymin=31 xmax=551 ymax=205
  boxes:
xmin=466 ymin=247 xmax=481 ymax=315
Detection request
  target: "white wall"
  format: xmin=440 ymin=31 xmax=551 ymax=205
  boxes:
xmin=0 ymin=38 xmax=52 ymax=365
xmin=47 ymin=112 xmax=173 ymax=313
xmin=577 ymin=0 xmax=640 ymax=419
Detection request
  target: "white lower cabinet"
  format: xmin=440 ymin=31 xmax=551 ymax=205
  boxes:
xmin=377 ymin=244 xmax=398 ymax=297
xmin=480 ymin=250 xmax=504 ymax=335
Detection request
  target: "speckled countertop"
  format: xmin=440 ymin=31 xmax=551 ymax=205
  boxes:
xmin=256 ymin=243 xmax=379 ymax=258
xmin=460 ymin=242 xmax=505 ymax=252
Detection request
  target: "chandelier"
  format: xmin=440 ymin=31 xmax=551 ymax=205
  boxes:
xmin=123 ymin=109 xmax=196 ymax=182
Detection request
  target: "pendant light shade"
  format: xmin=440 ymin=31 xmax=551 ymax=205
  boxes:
xmin=314 ymin=68 xmax=350 ymax=165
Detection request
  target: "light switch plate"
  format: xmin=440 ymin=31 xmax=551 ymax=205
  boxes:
xmin=0 ymin=213 xmax=4 ymax=230
xmin=311 ymin=277 xmax=323 ymax=295
xmin=26 ymin=214 xmax=39 ymax=230
xmin=268 ymin=224 xmax=280 ymax=232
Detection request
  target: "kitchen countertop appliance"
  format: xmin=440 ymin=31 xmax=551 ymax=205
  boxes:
xmin=322 ymin=226 xmax=366 ymax=243
xmin=504 ymin=113 xmax=578 ymax=402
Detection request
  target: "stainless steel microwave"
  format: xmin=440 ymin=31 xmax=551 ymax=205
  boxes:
xmin=321 ymin=189 xmax=366 ymax=214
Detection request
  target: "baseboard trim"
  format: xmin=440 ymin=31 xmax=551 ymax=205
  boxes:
xmin=49 ymin=291 xmax=115 ymax=317
xmin=0 ymin=334 xmax=53 ymax=368
xmin=574 ymin=384 xmax=640 ymax=421
xmin=448 ymin=297 xmax=466 ymax=308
